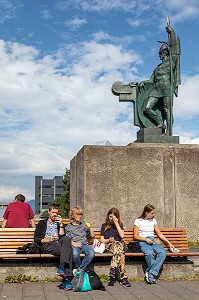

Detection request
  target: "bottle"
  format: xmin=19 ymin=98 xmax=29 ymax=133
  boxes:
xmin=84 ymin=220 xmax=91 ymax=228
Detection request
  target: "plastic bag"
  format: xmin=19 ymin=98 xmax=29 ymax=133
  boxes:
xmin=92 ymin=239 xmax=105 ymax=254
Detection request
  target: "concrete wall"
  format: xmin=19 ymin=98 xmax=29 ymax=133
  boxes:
xmin=70 ymin=144 xmax=199 ymax=240
xmin=0 ymin=260 xmax=196 ymax=280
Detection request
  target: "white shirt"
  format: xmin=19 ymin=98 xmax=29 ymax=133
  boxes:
xmin=134 ymin=218 xmax=157 ymax=237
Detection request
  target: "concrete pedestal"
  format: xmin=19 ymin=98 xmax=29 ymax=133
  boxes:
xmin=134 ymin=128 xmax=180 ymax=144
xmin=70 ymin=143 xmax=199 ymax=240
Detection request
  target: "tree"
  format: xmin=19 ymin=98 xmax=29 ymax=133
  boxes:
xmin=55 ymin=168 xmax=70 ymax=218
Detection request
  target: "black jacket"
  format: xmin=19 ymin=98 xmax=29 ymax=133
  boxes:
xmin=34 ymin=218 xmax=65 ymax=245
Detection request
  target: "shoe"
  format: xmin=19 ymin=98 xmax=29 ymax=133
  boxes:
xmin=120 ymin=278 xmax=131 ymax=287
xmin=145 ymin=272 xmax=149 ymax=283
xmin=108 ymin=276 xmax=115 ymax=286
xmin=108 ymin=280 xmax=114 ymax=286
xmin=62 ymin=278 xmax=73 ymax=290
xmin=109 ymin=267 xmax=116 ymax=278
xmin=56 ymin=267 xmax=66 ymax=277
xmin=151 ymin=275 xmax=157 ymax=284
xmin=72 ymin=269 xmax=78 ymax=276
xmin=145 ymin=272 xmax=154 ymax=284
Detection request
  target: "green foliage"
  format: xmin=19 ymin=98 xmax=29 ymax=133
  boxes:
xmin=55 ymin=169 xmax=70 ymax=218
xmin=99 ymin=274 xmax=110 ymax=282
xmin=44 ymin=277 xmax=61 ymax=282
xmin=5 ymin=274 xmax=39 ymax=283
xmin=40 ymin=210 xmax=49 ymax=217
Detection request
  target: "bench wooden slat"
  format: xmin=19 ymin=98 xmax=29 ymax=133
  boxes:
xmin=0 ymin=227 xmax=198 ymax=259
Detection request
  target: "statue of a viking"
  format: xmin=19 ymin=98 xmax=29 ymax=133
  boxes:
xmin=112 ymin=20 xmax=181 ymax=136
xmin=136 ymin=24 xmax=181 ymax=135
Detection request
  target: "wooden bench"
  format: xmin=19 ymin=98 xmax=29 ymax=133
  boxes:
xmin=0 ymin=227 xmax=199 ymax=260
xmin=93 ymin=227 xmax=199 ymax=258
xmin=0 ymin=219 xmax=70 ymax=259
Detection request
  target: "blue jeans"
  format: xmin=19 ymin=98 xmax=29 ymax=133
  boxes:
xmin=72 ymin=244 xmax=95 ymax=271
xmin=139 ymin=237 xmax=167 ymax=277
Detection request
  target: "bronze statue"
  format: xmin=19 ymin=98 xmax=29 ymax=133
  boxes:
xmin=112 ymin=18 xmax=181 ymax=136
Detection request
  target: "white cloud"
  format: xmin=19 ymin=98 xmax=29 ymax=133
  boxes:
xmin=174 ymin=74 xmax=199 ymax=118
xmin=56 ymin=0 xmax=199 ymax=24
xmin=64 ymin=16 xmax=87 ymax=30
xmin=0 ymin=185 xmax=31 ymax=202
xmin=0 ymin=38 xmax=140 ymax=200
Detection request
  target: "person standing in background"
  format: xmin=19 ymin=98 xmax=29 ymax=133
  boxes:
xmin=2 ymin=194 xmax=35 ymax=228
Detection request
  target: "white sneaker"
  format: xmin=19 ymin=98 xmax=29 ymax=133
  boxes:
xmin=73 ymin=269 xmax=78 ymax=276
xmin=145 ymin=272 xmax=149 ymax=283
xmin=145 ymin=272 xmax=155 ymax=284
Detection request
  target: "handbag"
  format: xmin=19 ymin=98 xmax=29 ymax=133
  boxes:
xmin=92 ymin=239 xmax=105 ymax=254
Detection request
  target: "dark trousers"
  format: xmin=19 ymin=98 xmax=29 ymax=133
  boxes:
xmin=42 ymin=236 xmax=72 ymax=276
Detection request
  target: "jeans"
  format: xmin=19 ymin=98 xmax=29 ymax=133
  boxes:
xmin=139 ymin=236 xmax=166 ymax=277
xmin=72 ymin=244 xmax=95 ymax=271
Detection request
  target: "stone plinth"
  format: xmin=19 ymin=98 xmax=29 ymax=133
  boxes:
xmin=70 ymin=143 xmax=199 ymax=240
xmin=134 ymin=128 xmax=180 ymax=144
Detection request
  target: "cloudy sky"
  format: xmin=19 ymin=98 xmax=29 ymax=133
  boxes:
xmin=0 ymin=0 xmax=199 ymax=202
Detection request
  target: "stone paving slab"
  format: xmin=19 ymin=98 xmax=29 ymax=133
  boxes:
xmin=0 ymin=280 xmax=199 ymax=300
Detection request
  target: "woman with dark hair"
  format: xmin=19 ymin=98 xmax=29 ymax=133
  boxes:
xmin=134 ymin=204 xmax=174 ymax=284
xmin=100 ymin=207 xmax=131 ymax=287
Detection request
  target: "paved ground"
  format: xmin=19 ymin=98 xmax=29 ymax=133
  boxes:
xmin=0 ymin=280 xmax=199 ymax=300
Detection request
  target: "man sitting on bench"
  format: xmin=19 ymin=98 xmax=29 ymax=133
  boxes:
xmin=34 ymin=203 xmax=73 ymax=290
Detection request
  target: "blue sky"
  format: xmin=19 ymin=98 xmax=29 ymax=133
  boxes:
xmin=1 ymin=0 xmax=199 ymax=202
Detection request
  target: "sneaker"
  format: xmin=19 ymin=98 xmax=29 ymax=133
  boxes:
xmin=56 ymin=267 xmax=66 ymax=277
xmin=108 ymin=280 xmax=114 ymax=286
xmin=109 ymin=267 xmax=116 ymax=278
xmin=145 ymin=272 xmax=150 ymax=283
xmin=108 ymin=276 xmax=115 ymax=286
xmin=145 ymin=272 xmax=154 ymax=284
xmin=62 ymin=278 xmax=73 ymax=290
xmin=120 ymin=278 xmax=131 ymax=287
xmin=151 ymin=275 xmax=157 ymax=284
xmin=72 ymin=269 xmax=78 ymax=276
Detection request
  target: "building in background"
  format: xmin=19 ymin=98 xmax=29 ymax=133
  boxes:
xmin=35 ymin=176 xmax=64 ymax=215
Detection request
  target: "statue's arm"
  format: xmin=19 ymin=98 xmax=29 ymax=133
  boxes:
xmin=166 ymin=26 xmax=177 ymax=55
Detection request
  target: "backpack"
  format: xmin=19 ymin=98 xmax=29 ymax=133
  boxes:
xmin=16 ymin=242 xmax=42 ymax=254
xmin=85 ymin=269 xmax=106 ymax=291
xmin=71 ymin=271 xmax=92 ymax=292
xmin=126 ymin=242 xmax=142 ymax=253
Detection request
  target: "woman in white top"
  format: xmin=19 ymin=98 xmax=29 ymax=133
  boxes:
xmin=133 ymin=204 xmax=174 ymax=284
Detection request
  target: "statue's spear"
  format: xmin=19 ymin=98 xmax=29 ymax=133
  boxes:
xmin=166 ymin=16 xmax=173 ymax=136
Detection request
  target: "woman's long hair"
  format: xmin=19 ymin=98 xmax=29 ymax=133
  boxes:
xmin=104 ymin=207 xmax=122 ymax=232
xmin=139 ymin=204 xmax=155 ymax=219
